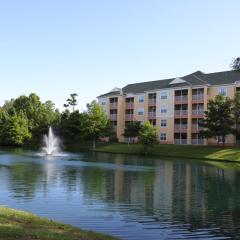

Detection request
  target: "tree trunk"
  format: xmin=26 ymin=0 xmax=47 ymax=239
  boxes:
xmin=222 ymin=135 xmax=225 ymax=147
xmin=93 ymin=136 xmax=96 ymax=150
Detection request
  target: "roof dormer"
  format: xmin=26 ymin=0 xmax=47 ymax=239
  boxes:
xmin=169 ymin=77 xmax=186 ymax=85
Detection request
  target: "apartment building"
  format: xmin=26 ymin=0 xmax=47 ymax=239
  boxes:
xmin=97 ymin=70 xmax=240 ymax=146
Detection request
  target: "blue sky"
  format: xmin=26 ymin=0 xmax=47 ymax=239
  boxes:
xmin=0 ymin=0 xmax=239 ymax=110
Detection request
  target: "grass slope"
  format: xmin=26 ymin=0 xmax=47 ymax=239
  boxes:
xmin=0 ymin=207 xmax=118 ymax=240
xmin=95 ymin=143 xmax=240 ymax=162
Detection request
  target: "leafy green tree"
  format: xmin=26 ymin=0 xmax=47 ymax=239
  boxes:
xmin=231 ymin=57 xmax=240 ymax=71
xmin=199 ymin=94 xmax=233 ymax=146
xmin=123 ymin=121 xmax=142 ymax=145
xmin=2 ymin=99 xmax=15 ymax=113
xmin=85 ymin=100 xmax=108 ymax=149
xmin=231 ymin=93 xmax=240 ymax=144
xmin=64 ymin=93 xmax=78 ymax=111
xmin=99 ymin=120 xmax=117 ymax=142
xmin=1 ymin=93 xmax=60 ymax=145
xmin=0 ymin=110 xmax=31 ymax=145
xmin=139 ymin=121 xmax=158 ymax=154
xmin=60 ymin=110 xmax=87 ymax=142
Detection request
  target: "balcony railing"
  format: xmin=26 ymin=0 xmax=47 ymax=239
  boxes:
xmin=110 ymin=114 xmax=118 ymax=121
xmin=175 ymin=110 xmax=188 ymax=116
xmin=192 ymin=109 xmax=204 ymax=115
xmin=110 ymin=102 xmax=118 ymax=109
xmin=126 ymin=103 xmax=134 ymax=109
xmin=191 ymin=139 xmax=204 ymax=145
xmin=174 ymin=139 xmax=188 ymax=144
xmin=175 ymin=95 xmax=188 ymax=101
xmin=192 ymin=124 xmax=204 ymax=131
xmin=148 ymin=112 xmax=156 ymax=119
xmin=174 ymin=124 xmax=188 ymax=130
xmin=148 ymin=98 xmax=156 ymax=105
xmin=125 ymin=114 xmax=134 ymax=121
xmin=192 ymin=94 xmax=204 ymax=101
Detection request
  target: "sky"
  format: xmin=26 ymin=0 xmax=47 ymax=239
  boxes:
xmin=0 ymin=0 xmax=239 ymax=111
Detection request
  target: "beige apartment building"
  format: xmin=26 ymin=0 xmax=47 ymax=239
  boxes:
xmin=97 ymin=70 xmax=240 ymax=146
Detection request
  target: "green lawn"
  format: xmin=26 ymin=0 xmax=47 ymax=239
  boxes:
xmin=0 ymin=207 xmax=118 ymax=240
xmin=95 ymin=143 xmax=240 ymax=162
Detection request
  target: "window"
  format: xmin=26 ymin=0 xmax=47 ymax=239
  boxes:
xmin=160 ymin=91 xmax=168 ymax=100
xmin=218 ymin=136 xmax=227 ymax=143
xmin=101 ymin=98 xmax=106 ymax=105
xmin=160 ymin=133 xmax=167 ymax=141
xmin=138 ymin=95 xmax=144 ymax=103
xmin=138 ymin=108 xmax=144 ymax=115
xmin=160 ymin=119 xmax=167 ymax=127
xmin=218 ymin=87 xmax=227 ymax=96
xmin=160 ymin=106 xmax=168 ymax=114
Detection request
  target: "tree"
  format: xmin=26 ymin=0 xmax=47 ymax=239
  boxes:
xmin=0 ymin=110 xmax=31 ymax=145
xmin=65 ymin=93 xmax=78 ymax=111
xmin=199 ymin=94 xmax=233 ymax=146
xmin=99 ymin=120 xmax=117 ymax=142
xmin=1 ymin=93 xmax=60 ymax=145
xmin=139 ymin=121 xmax=158 ymax=154
xmin=231 ymin=57 xmax=240 ymax=71
xmin=85 ymin=100 xmax=108 ymax=149
xmin=123 ymin=121 xmax=142 ymax=145
xmin=231 ymin=93 xmax=240 ymax=144
xmin=60 ymin=110 xmax=87 ymax=142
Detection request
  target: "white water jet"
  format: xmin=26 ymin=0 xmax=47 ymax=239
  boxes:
xmin=42 ymin=127 xmax=60 ymax=155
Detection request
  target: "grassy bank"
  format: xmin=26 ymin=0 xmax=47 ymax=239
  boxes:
xmin=95 ymin=143 xmax=240 ymax=162
xmin=0 ymin=207 xmax=118 ymax=240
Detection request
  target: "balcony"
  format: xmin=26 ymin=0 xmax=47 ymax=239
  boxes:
xmin=192 ymin=94 xmax=204 ymax=101
xmin=148 ymin=112 xmax=156 ymax=119
xmin=174 ymin=139 xmax=187 ymax=144
xmin=110 ymin=102 xmax=118 ymax=109
xmin=110 ymin=114 xmax=118 ymax=121
xmin=174 ymin=124 xmax=188 ymax=133
xmin=175 ymin=95 xmax=188 ymax=103
xmin=126 ymin=103 xmax=134 ymax=109
xmin=174 ymin=110 xmax=188 ymax=117
xmin=192 ymin=109 xmax=204 ymax=115
xmin=148 ymin=98 xmax=156 ymax=106
xmin=125 ymin=114 xmax=134 ymax=121
xmin=191 ymin=139 xmax=204 ymax=145
xmin=192 ymin=124 xmax=203 ymax=132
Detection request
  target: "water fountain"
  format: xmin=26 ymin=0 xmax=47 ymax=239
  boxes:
xmin=42 ymin=126 xmax=61 ymax=155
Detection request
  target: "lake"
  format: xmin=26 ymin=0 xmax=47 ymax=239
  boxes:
xmin=0 ymin=149 xmax=240 ymax=239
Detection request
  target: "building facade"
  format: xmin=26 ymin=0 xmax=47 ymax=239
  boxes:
xmin=97 ymin=70 xmax=240 ymax=146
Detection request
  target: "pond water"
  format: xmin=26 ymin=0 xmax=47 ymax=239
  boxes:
xmin=0 ymin=149 xmax=240 ymax=239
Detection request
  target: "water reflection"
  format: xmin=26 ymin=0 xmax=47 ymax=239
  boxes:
xmin=0 ymin=151 xmax=240 ymax=239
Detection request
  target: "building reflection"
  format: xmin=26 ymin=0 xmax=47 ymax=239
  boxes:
xmin=1 ymin=153 xmax=240 ymax=238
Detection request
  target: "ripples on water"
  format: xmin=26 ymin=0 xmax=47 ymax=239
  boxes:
xmin=0 ymin=150 xmax=239 ymax=239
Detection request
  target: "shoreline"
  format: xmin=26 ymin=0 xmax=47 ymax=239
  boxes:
xmin=0 ymin=207 xmax=118 ymax=240
xmin=94 ymin=143 xmax=240 ymax=163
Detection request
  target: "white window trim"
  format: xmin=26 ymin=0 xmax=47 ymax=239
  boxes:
xmin=160 ymin=133 xmax=167 ymax=141
xmin=160 ymin=91 xmax=168 ymax=100
xmin=160 ymin=106 xmax=168 ymax=114
xmin=160 ymin=119 xmax=167 ymax=127
xmin=217 ymin=136 xmax=227 ymax=143
xmin=218 ymin=87 xmax=227 ymax=96
xmin=138 ymin=95 xmax=144 ymax=103
xmin=138 ymin=108 xmax=144 ymax=115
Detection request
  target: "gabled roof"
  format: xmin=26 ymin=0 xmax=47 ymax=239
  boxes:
xmin=97 ymin=90 xmax=121 ymax=98
xmin=98 ymin=70 xmax=240 ymax=97
xmin=169 ymin=77 xmax=186 ymax=85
